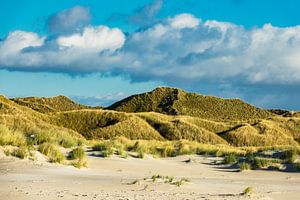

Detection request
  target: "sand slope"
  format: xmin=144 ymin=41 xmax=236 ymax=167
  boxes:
xmin=0 ymin=153 xmax=299 ymax=200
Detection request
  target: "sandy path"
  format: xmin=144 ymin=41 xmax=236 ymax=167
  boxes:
xmin=0 ymin=152 xmax=299 ymax=200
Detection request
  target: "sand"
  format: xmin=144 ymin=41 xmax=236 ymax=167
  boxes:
xmin=0 ymin=149 xmax=299 ymax=200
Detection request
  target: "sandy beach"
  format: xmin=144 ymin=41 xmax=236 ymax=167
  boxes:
xmin=0 ymin=148 xmax=299 ymax=200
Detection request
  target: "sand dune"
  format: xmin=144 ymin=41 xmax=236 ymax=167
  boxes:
xmin=0 ymin=150 xmax=299 ymax=200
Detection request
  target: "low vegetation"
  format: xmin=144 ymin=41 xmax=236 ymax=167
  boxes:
xmin=12 ymin=146 xmax=28 ymax=159
xmin=72 ymin=158 xmax=88 ymax=168
xmin=0 ymin=125 xmax=26 ymax=147
xmin=108 ymin=87 xmax=272 ymax=121
xmin=148 ymin=174 xmax=190 ymax=187
xmin=239 ymin=162 xmax=251 ymax=171
xmin=242 ymin=186 xmax=253 ymax=196
xmin=38 ymin=143 xmax=65 ymax=163
xmin=69 ymin=147 xmax=85 ymax=160
xmin=223 ymin=154 xmax=238 ymax=164
xmin=1 ymin=88 xmax=300 ymax=172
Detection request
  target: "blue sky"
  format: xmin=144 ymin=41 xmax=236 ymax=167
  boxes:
xmin=0 ymin=0 xmax=300 ymax=109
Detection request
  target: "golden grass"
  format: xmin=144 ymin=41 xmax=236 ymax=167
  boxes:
xmin=1 ymin=92 xmax=300 ymax=153
xmin=69 ymin=147 xmax=85 ymax=160
xmin=72 ymin=158 xmax=88 ymax=168
xmin=0 ymin=125 xmax=26 ymax=147
xmin=108 ymin=87 xmax=272 ymax=121
xmin=11 ymin=95 xmax=90 ymax=113
xmin=38 ymin=143 xmax=65 ymax=163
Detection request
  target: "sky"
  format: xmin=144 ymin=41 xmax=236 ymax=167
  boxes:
xmin=0 ymin=0 xmax=300 ymax=109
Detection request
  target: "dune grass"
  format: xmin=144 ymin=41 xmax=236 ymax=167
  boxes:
xmin=12 ymin=146 xmax=28 ymax=159
xmin=240 ymin=162 xmax=251 ymax=171
xmin=242 ymin=187 xmax=253 ymax=196
xmin=72 ymin=158 xmax=88 ymax=168
xmin=38 ymin=143 xmax=65 ymax=163
xmin=223 ymin=154 xmax=238 ymax=164
xmin=108 ymin=87 xmax=272 ymax=121
xmin=0 ymin=125 xmax=26 ymax=147
xmin=90 ymin=137 xmax=299 ymax=160
xmin=69 ymin=147 xmax=85 ymax=160
xmin=281 ymin=149 xmax=297 ymax=163
xmin=26 ymin=128 xmax=81 ymax=148
xmin=148 ymin=174 xmax=190 ymax=187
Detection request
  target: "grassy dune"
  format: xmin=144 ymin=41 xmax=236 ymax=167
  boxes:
xmin=11 ymin=96 xmax=90 ymax=113
xmin=1 ymin=87 xmax=300 ymax=167
xmin=108 ymin=87 xmax=272 ymax=121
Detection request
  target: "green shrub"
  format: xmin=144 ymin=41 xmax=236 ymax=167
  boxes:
xmin=69 ymin=147 xmax=85 ymax=160
xmin=240 ymin=162 xmax=251 ymax=171
xmin=223 ymin=154 xmax=238 ymax=164
xmin=38 ymin=143 xmax=65 ymax=163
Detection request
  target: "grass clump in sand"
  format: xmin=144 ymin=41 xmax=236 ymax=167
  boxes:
xmin=12 ymin=146 xmax=28 ymax=159
xmin=242 ymin=186 xmax=253 ymax=196
xmin=69 ymin=147 xmax=85 ymax=160
xmin=149 ymin=174 xmax=190 ymax=187
xmin=281 ymin=149 xmax=297 ymax=163
xmin=223 ymin=154 xmax=238 ymax=164
xmin=69 ymin=147 xmax=88 ymax=168
xmin=92 ymin=142 xmax=114 ymax=158
xmin=137 ymin=149 xmax=145 ymax=159
xmin=38 ymin=143 xmax=65 ymax=163
xmin=239 ymin=162 xmax=251 ymax=171
xmin=116 ymin=147 xmax=128 ymax=158
xmin=72 ymin=158 xmax=88 ymax=168
xmin=172 ymin=178 xmax=190 ymax=187
xmin=252 ymin=157 xmax=282 ymax=169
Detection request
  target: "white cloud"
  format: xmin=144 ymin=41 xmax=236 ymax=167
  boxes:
xmin=169 ymin=13 xmax=200 ymax=29
xmin=0 ymin=13 xmax=300 ymax=87
xmin=0 ymin=31 xmax=45 ymax=65
xmin=57 ymin=26 xmax=125 ymax=52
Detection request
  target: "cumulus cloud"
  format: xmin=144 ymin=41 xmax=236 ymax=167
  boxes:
xmin=47 ymin=6 xmax=91 ymax=34
xmin=0 ymin=31 xmax=45 ymax=66
xmin=1 ymin=12 xmax=300 ymax=99
xmin=57 ymin=26 xmax=125 ymax=52
xmin=169 ymin=13 xmax=200 ymax=29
